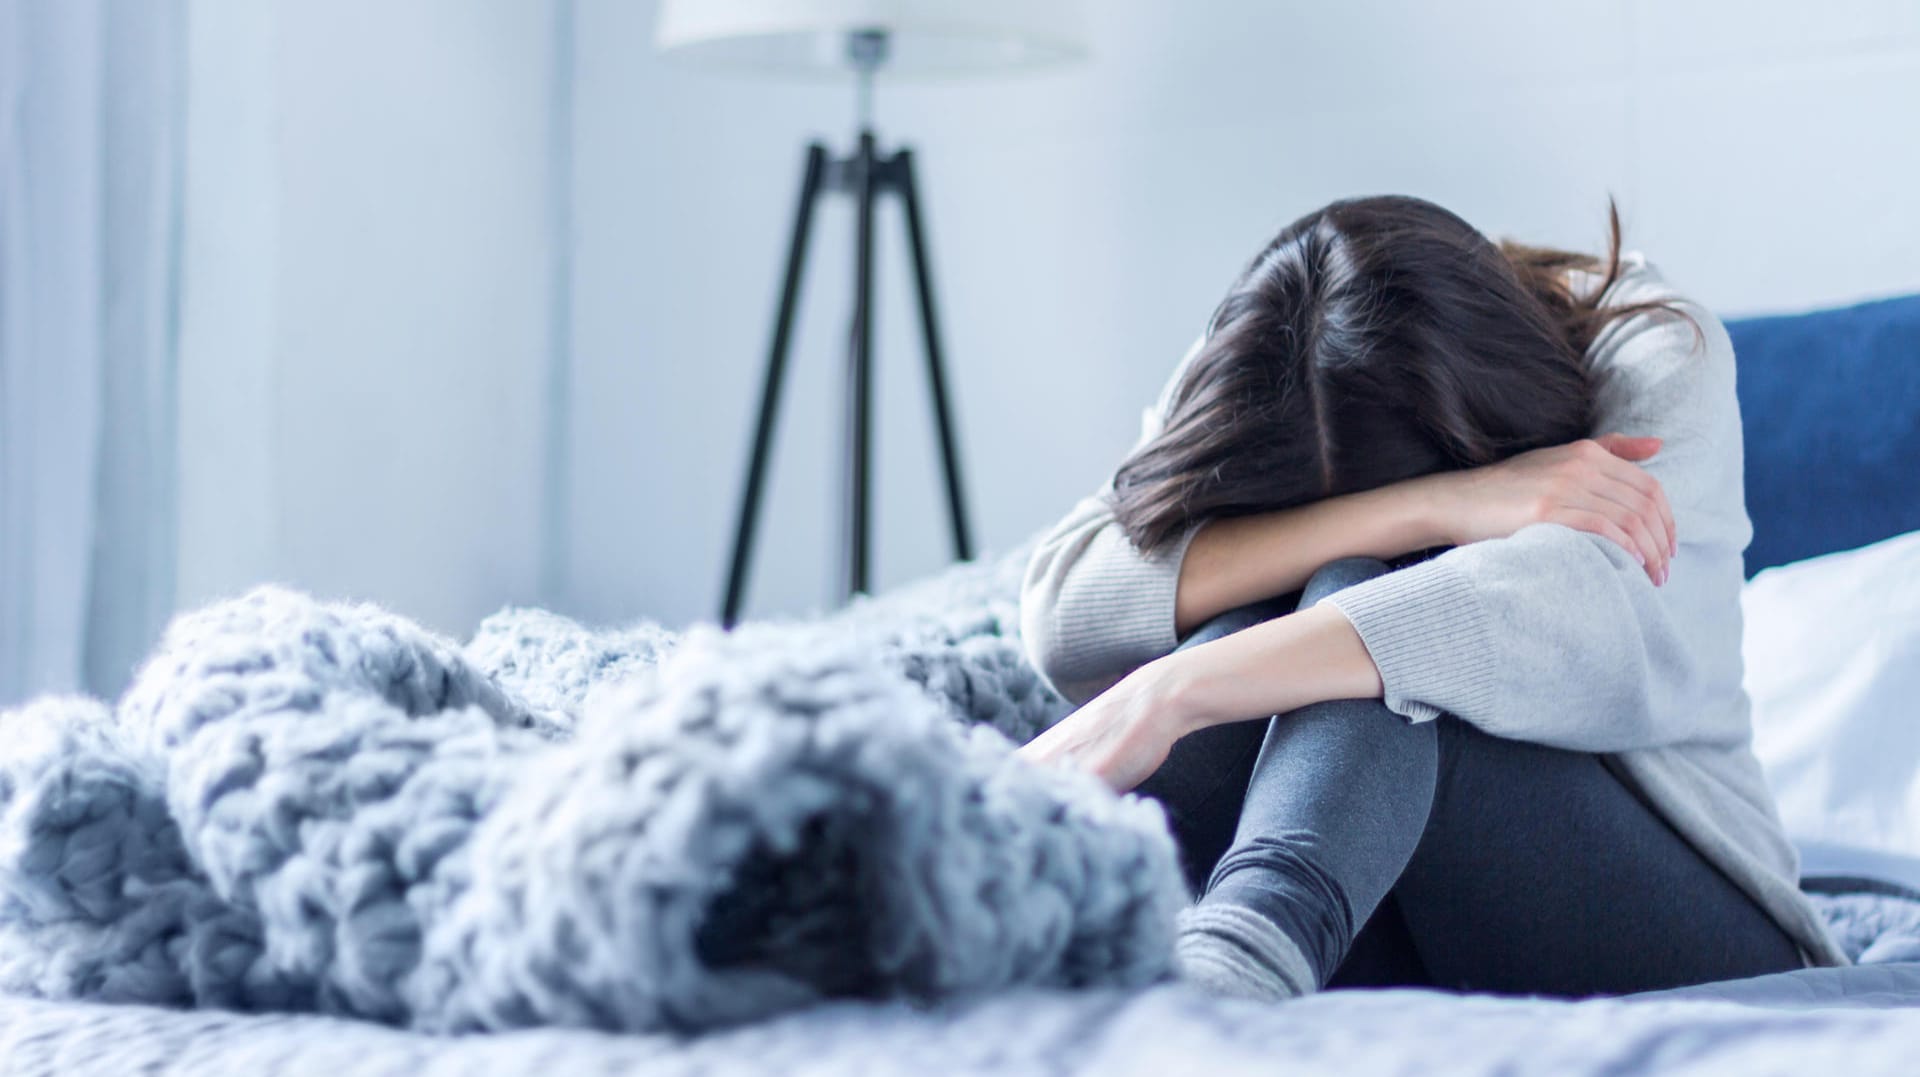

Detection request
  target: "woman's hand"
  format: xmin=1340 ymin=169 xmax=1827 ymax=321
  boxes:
xmin=1424 ymin=434 xmax=1678 ymax=585
xmin=1016 ymin=661 xmax=1191 ymax=793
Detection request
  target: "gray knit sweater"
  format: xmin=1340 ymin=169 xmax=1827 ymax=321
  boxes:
xmin=1019 ymin=254 xmax=1846 ymax=967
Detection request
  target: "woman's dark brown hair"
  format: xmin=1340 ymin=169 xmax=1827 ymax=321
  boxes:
xmin=1111 ymin=195 xmax=1686 ymax=553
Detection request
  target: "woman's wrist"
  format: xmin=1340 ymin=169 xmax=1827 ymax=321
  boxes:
xmin=1134 ymin=651 xmax=1212 ymax=737
xmin=1390 ymin=471 xmax=1463 ymax=550
xmin=1321 ymin=476 xmax=1458 ymax=565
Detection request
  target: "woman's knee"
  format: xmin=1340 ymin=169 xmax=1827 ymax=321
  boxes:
xmin=1176 ymin=593 xmax=1296 ymax=652
xmin=1300 ymin=557 xmax=1394 ymax=607
xmin=1178 ymin=557 xmax=1397 ymax=653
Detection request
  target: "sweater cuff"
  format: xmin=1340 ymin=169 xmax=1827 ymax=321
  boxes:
xmin=1067 ymin=518 xmax=1198 ymax=660
xmin=1316 ymin=555 xmax=1498 ymax=724
xmin=1039 ymin=519 xmax=1203 ymax=703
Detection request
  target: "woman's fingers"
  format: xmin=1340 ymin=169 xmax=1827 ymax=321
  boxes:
xmin=1474 ymin=435 xmax=1677 ymax=578
xmin=1572 ymin=489 xmax=1666 ymax=582
xmin=1599 ymin=469 xmax=1677 ymax=564
xmin=1595 ymin=458 xmax=1677 ymax=561
xmin=1554 ymin=509 xmax=1643 ymax=568
xmin=1589 ymin=489 xmax=1666 ymax=579
xmin=1594 ymin=435 xmax=1677 ymax=556
xmin=1618 ymin=500 xmax=1669 ymax=584
xmin=1588 ymin=472 xmax=1674 ymax=579
xmin=1595 ymin=432 xmax=1662 ymax=463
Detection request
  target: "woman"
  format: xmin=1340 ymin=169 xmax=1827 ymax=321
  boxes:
xmin=1014 ymin=195 xmax=1845 ymax=1001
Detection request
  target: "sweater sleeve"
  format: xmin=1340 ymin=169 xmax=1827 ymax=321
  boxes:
xmin=1020 ymin=335 xmax=1207 ymax=705
xmin=1319 ymin=261 xmax=1756 ymax=752
xmin=1019 ymin=486 xmax=1203 ymax=705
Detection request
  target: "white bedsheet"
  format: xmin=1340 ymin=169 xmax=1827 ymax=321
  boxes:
xmin=3 ymin=961 xmax=1918 ymax=1077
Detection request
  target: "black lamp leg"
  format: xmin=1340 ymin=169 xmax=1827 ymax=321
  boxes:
xmin=894 ymin=148 xmax=974 ymax=561
xmin=721 ymin=143 xmax=827 ymax=627
xmin=844 ymin=131 xmax=879 ymax=601
xmin=721 ymin=136 xmax=976 ymax=624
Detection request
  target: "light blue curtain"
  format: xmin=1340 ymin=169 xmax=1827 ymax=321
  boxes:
xmin=0 ymin=0 xmax=182 ymax=705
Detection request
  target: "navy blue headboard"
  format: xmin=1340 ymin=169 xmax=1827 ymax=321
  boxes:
xmin=1727 ymin=293 xmax=1920 ymax=576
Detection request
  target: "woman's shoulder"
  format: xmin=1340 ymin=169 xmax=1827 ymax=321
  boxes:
xmin=1591 ymin=250 xmax=1683 ymax=307
xmin=1572 ymin=249 xmax=1689 ymax=313
xmin=1579 ymin=251 xmax=1736 ymax=389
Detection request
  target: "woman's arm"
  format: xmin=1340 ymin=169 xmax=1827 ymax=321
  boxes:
xmin=1172 ymin=484 xmax=1442 ymax=636
xmin=1018 ymin=603 xmax=1377 ymax=792
xmin=1023 ymin=437 xmax=1697 ymax=785
xmin=1022 ymin=436 xmax=1674 ymax=707
xmin=1175 ymin=437 xmax=1674 ymax=636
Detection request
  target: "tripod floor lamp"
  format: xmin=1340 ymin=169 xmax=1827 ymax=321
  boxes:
xmin=654 ymin=1 xmax=1089 ymax=627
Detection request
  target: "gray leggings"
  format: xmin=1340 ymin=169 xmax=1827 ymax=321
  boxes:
xmin=1133 ymin=556 xmax=1803 ymax=996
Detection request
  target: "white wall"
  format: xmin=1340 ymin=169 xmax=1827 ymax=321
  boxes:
xmin=178 ymin=0 xmax=560 ymax=636
xmin=558 ymin=0 xmax=1920 ymax=630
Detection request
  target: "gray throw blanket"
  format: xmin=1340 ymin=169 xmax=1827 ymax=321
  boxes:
xmin=0 ymin=547 xmax=1186 ymax=1033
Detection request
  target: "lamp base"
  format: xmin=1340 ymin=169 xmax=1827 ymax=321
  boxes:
xmin=718 ymin=133 xmax=975 ymax=627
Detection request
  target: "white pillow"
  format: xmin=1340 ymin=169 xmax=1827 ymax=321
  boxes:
xmin=1743 ymin=529 xmax=1920 ymax=863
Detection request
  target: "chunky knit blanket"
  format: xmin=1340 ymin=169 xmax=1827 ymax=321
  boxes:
xmin=0 ymin=547 xmax=1187 ymax=1034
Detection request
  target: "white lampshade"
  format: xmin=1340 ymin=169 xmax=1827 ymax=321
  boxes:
xmin=654 ymin=0 xmax=1089 ymax=81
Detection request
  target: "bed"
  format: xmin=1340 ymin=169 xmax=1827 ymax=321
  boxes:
xmin=1 ymin=291 xmax=1917 ymax=1075
xmin=2 ymin=933 xmax=1919 ymax=1075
